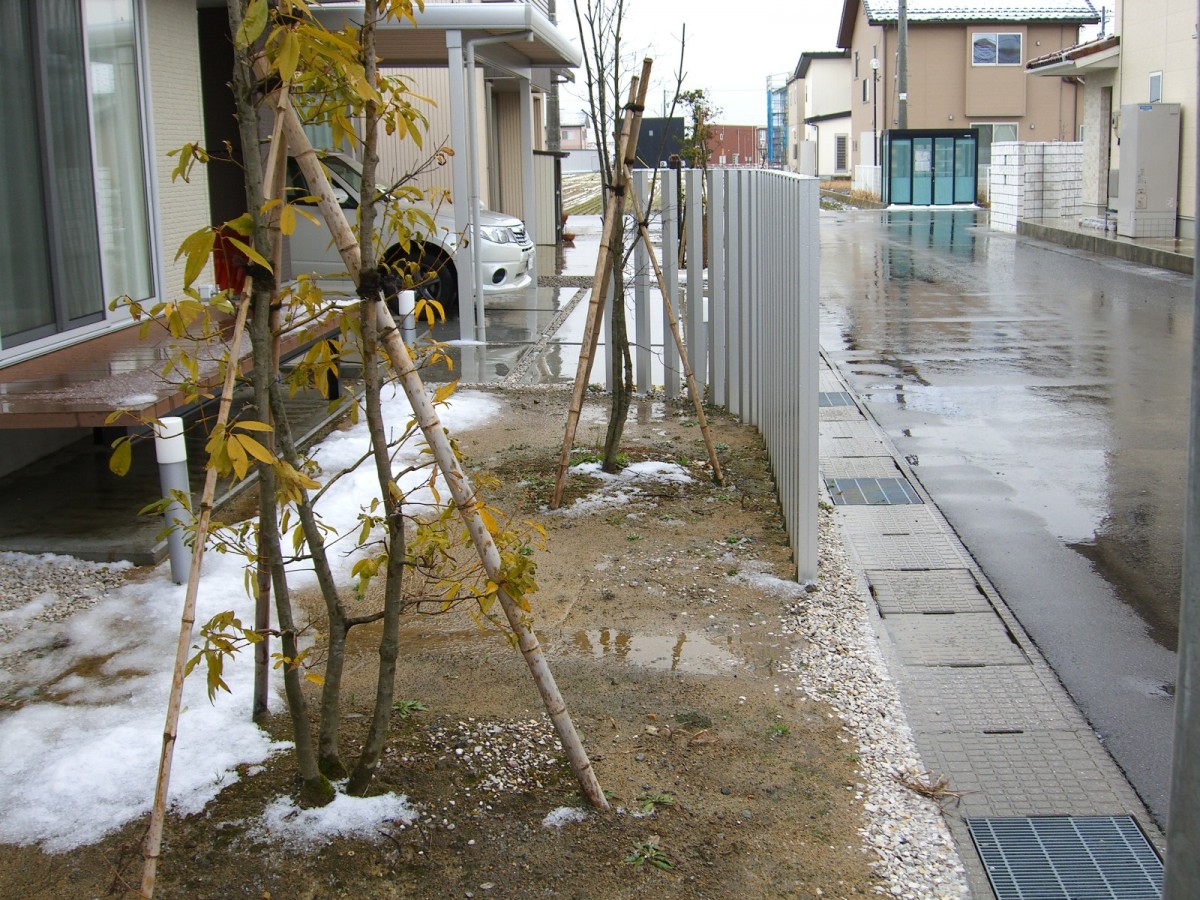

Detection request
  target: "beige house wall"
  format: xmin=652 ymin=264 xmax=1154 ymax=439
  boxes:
xmin=846 ymin=10 xmax=1084 ymax=168
xmin=1117 ymin=0 xmax=1196 ymax=235
xmin=377 ymin=67 xmax=490 ymax=206
xmin=786 ymin=78 xmax=804 ymax=171
xmin=146 ymin=0 xmax=211 ymax=299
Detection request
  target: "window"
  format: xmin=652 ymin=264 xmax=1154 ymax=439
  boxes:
xmin=1149 ymin=71 xmax=1163 ymax=103
xmin=835 ymin=134 xmax=849 ymax=173
xmin=0 ymin=0 xmax=152 ymax=349
xmin=863 ymin=78 xmax=869 ymax=103
xmin=972 ymin=122 xmax=1019 ymax=165
xmin=854 ymin=51 xmax=859 ymax=79
xmin=973 ymin=32 xmax=1022 ymax=66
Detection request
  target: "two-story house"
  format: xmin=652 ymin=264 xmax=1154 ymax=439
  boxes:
xmin=1028 ymin=0 xmax=1196 ymax=238
xmin=836 ymin=0 xmax=1100 ymax=172
xmin=786 ymin=51 xmax=853 ymax=178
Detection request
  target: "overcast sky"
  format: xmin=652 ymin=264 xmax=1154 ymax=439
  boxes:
xmin=559 ymin=0 xmax=846 ymax=126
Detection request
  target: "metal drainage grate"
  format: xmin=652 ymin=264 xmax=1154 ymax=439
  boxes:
xmin=825 ymin=477 xmax=922 ymax=506
xmin=819 ymin=391 xmax=856 ymax=408
xmin=967 ymin=815 xmax=1163 ymax=900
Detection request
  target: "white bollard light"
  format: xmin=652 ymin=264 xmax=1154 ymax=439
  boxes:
xmin=398 ymin=288 xmax=417 ymax=347
xmin=154 ymin=417 xmax=191 ymax=585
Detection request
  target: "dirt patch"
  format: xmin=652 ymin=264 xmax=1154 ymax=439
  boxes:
xmin=0 ymin=389 xmax=882 ymax=898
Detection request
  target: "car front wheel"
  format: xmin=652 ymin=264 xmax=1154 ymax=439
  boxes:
xmin=385 ymin=245 xmax=458 ymax=319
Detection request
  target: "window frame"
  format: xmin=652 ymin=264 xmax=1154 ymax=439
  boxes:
xmin=1149 ymin=71 xmax=1163 ymax=103
xmin=972 ymin=31 xmax=1023 ymax=66
xmin=834 ymin=134 xmax=849 ymax=173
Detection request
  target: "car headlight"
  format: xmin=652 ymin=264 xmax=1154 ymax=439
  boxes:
xmin=478 ymin=226 xmax=514 ymax=244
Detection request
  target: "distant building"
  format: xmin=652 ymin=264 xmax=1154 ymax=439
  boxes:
xmin=706 ymin=125 xmax=760 ymax=167
xmin=786 ymin=50 xmax=852 ymax=178
xmin=837 ymin=0 xmax=1099 ymax=170
xmin=559 ymin=120 xmax=591 ymax=151
xmin=634 ymin=117 xmax=686 ymax=168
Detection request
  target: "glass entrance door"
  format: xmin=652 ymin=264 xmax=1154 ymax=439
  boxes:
xmin=911 ymin=137 xmax=933 ymax=205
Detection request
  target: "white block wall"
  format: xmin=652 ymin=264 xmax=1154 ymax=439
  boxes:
xmin=989 ymin=142 xmax=1083 ymax=233
xmin=853 ymin=164 xmax=881 ymax=197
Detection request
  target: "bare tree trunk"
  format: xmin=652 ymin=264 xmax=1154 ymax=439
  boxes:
xmin=602 ymin=216 xmax=633 ymax=469
xmin=346 ymin=0 xmax=409 ymax=798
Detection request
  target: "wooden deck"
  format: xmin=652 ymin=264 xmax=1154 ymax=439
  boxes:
xmin=0 ymin=318 xmax=332 ymax=429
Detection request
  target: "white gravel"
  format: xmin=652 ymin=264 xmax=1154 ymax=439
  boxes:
xmin=769 ymin=507 xmax=970 ymax=899
xmin=0 ymin=552 xmax=131 ymax=650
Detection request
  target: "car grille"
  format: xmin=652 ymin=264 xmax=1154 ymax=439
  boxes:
xmin=511 ymin=224 xmax=533 ymax=247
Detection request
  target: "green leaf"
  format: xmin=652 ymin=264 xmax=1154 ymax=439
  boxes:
xmin=235 ymin=0 xmax=268 ymax=48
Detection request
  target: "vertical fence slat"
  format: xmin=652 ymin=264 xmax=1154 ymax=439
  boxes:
xmin=633 ymin=169 xmax=651 ymax=392
xmin=680 ymin=167 xmax=818 ymax=582
xmin=663 ymin=168 xmax=680 ymax=399
xmin=686 ymin=169 xmax=706 ymax=399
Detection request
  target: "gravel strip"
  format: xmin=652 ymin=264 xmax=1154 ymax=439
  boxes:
xmin=768 ymin=508 xmax=969 ymax=899
xmin=0 ymin=552 xmax=130 ymax=650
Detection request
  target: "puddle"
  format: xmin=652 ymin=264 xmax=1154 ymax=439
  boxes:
xmin=347 ymin=621 xmax=745 ymax=676
xmin=566 ymin=629 xmax=742 ymax=675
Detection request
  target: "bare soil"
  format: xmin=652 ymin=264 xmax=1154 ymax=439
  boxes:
xmin=0 ymin=389 xmax=881 ymax=898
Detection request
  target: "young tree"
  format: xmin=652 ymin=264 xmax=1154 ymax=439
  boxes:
xmin=571 ymin=0 xmax=688 ymax=471
xmin=139 ymin=1 xmax=605 ymax=891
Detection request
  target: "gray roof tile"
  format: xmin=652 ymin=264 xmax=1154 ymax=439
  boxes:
xmin=862 ymin=0 xmax=1099 ymax=23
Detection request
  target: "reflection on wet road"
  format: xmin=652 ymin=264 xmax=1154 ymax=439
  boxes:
xmin=820 ymin=208 xmax=1192 ymax=823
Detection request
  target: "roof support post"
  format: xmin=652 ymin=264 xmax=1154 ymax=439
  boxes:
xmin=446 ymin=30 xmax=474 ymax=343
xmin=519 ymin=72 xmax=537 ymax=261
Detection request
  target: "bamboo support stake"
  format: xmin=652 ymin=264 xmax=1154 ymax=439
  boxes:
xmin=373 ymin=303 xmax=609 ymax=809
xmin=277 ymin=102 xmax=608 ymax=810
xmin=141 ymin=289 xmax=252 ymax=898
xmin=142 ymin=105 xmax=293 ymax=891
xmin=627 ymin=185 xmax=724 ymax=485
xmin=551 ymin=58 xmax=653 ymax=510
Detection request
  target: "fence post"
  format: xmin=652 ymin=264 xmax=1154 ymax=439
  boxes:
xmin=686 ymin=168 xmax=706 ymax=400
xmin=726 ymin=171 xmax=742 ymax=416
xmin=709 ymin=169 xmax=727 ymax=406
xmin=662 ymin=167 xmax=681 ymax=399
xmin=633 ymin=169 xmax=652 ymax=392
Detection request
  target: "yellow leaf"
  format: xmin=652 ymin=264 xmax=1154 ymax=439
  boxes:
xmin=225 ymin=236 xmax=273 ymax=274
xmin=235 ymin=434 xmax=276 ymax=464
xmin=280 ymin=203 xmax=297 ymax=236
xmin=235 ymin=0 xmax=268 ymax=48
xmin=226 ymin=433 xmax=249 ymax=480
xmin=304 ymin=672 xmax=325 ymax=686
xmin=433 ymin=380 xmax=458 ymax=405
xmin=109 ymin=437 xmax=133 ymax=477
xmin=233 ymin=419 xmax=274 ymax=433
xmin=184 ymin=231 xmax=216 ymax=289
xmin=277 ymin=29 xmax=300 ymax=83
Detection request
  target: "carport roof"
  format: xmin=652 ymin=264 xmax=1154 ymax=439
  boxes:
xmin=314 ymin=2 xmax=582 ymax=72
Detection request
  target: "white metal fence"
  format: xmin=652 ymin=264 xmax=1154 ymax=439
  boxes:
xmin=627 ymin=168 xmax=819 ymax=581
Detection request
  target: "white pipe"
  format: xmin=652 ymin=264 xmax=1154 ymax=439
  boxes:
xmin=153 ymin=417 xmax=190 ymax=585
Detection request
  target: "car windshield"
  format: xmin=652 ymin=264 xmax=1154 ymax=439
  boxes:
xmin=321 ymin=155 xmax=387 ymax=197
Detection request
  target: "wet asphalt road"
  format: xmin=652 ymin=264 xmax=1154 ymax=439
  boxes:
xmin=819 ymin=208 xmax=1192 ymax=825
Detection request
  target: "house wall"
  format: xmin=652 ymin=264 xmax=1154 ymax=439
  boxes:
xmin=376 ymin=67 xmax=490 ymax=204
xmin=786 ymin=77 xmax=804 ymax=171
xmin=807 ymin=57 xmax=852 ymax=120
xmin=2 ymin=0 xmax=209 ymax=479
xmin=813 ymin=116 xmax=852 ymax=177
xmin=1080 ymin=69 xmax=1117 ymax=217
xmin=846 ymin=10 xmax=1084 ymax=169
xmin=1117 ymin=0 xmax=1196 ymax=236
xmin=707 ymin=125 xmax=760 ymax=167
xmin=146 ymin=0 xmax=211 ymax=300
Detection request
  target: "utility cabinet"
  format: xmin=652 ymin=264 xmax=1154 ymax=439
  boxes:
xmin=1116 ymin=103 xmax=1181 ymax=238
